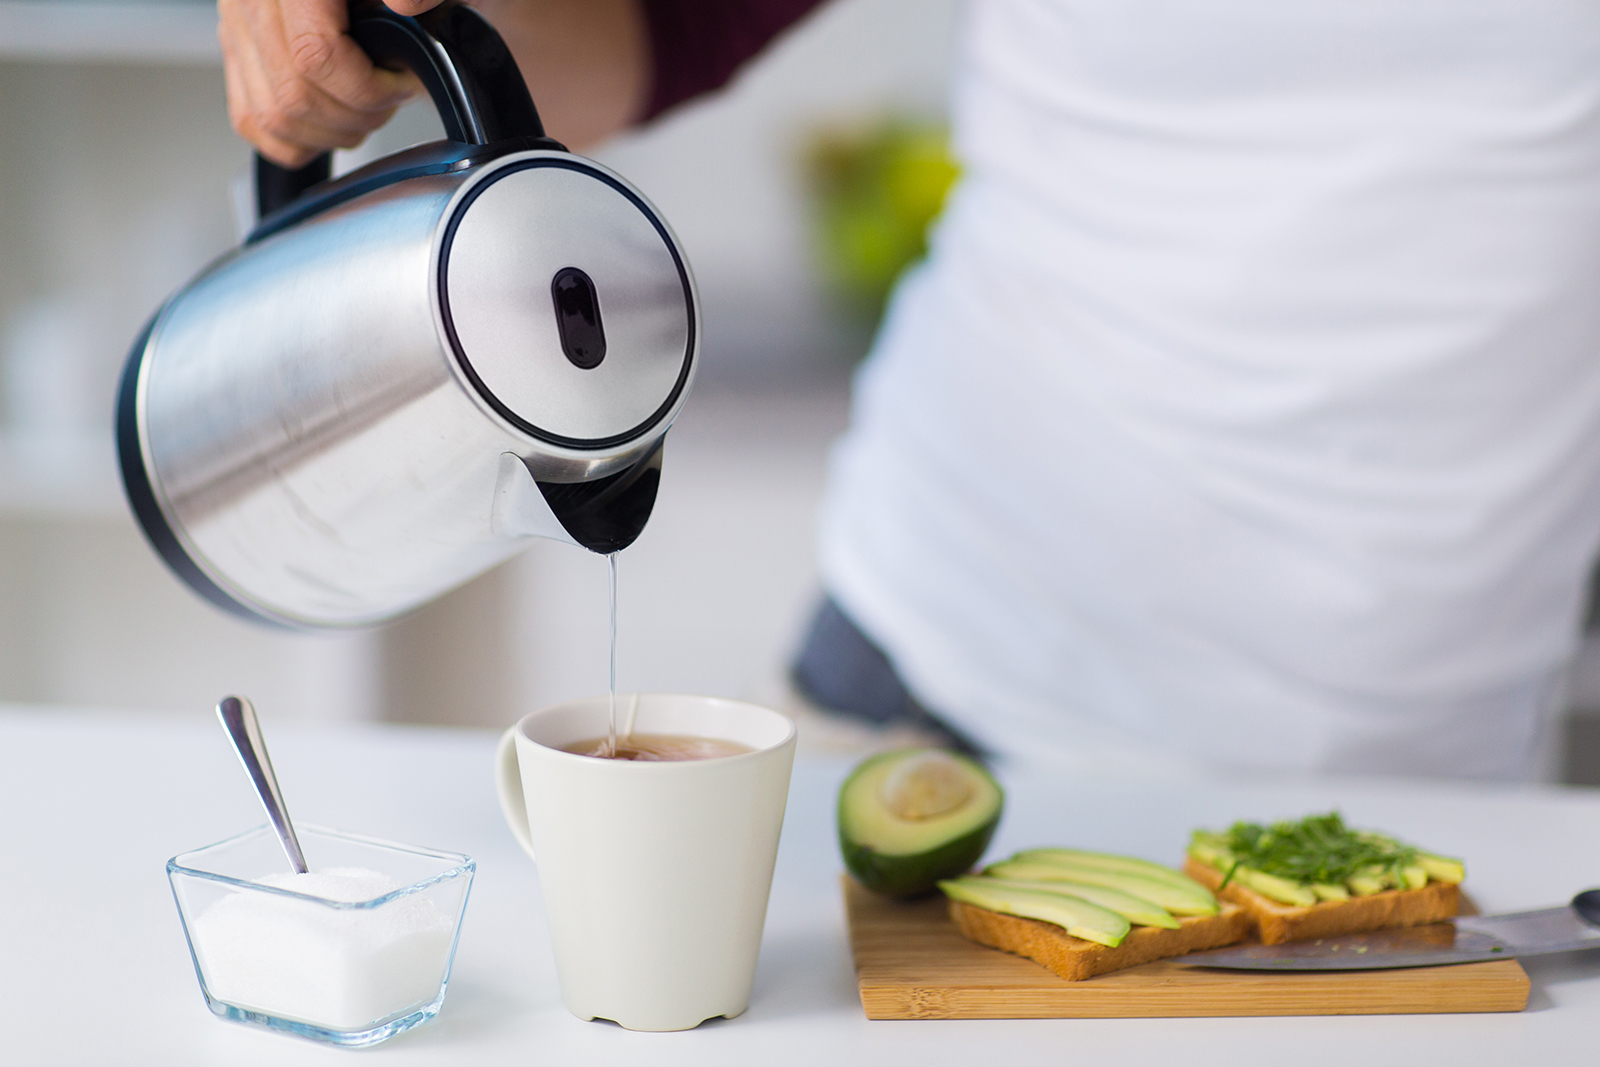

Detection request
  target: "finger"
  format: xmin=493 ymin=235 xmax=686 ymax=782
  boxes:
xmin=281 ymin=0 xmax=419 ymax=113
xmin=228 ymin=67 xmax=326 ymax=168
xmin=219 ymin=4 xmax=320 ymax=166
xmin=231 ymin=40 xmax=395 ymax=161
xmin=222 ymin=0 xmax=332 ymax=158
xmin=252 ymin=125 xmax=328 ymax=170
xmin=227 ymin=1 xmax=399 ymax=153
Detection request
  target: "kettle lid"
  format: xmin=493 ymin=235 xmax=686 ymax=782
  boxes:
xmin=440 ymin=155 xmax=696 ymax=449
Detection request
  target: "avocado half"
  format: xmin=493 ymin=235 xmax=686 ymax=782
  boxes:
xmin=838 ymin=748 xmax=1004 ymax=898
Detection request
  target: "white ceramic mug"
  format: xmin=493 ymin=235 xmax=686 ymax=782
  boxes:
xmin=495 ymin=693 xmax=797 ymax=1031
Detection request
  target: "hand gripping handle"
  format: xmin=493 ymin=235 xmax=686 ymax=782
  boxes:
xmin=254 ymin=0 xmax=546 ymax=219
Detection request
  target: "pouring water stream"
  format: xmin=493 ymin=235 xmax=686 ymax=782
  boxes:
xmin=607 ymin=551 xmax=619 ymax=756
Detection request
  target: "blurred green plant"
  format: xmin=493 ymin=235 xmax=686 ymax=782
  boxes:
xmin=805 ymin=120 xmax=959 ymax=325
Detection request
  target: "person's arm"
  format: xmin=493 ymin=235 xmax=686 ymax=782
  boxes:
xmin=636 ymin=0 xmax=825 ymax=120
xmin=219 ymin=0 xmax=822 ymax=166
xmin=433 ymin=0 xmax=651 ymax=149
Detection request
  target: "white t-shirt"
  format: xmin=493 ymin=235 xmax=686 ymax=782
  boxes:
xmin=817 ymin=0 xmax=1600 ymax=779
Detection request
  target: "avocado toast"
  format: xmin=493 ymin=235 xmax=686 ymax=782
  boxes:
xmin=1184 ymin=812 xmax=1465 ymax=945
xmin=940 ymin=850 xmax=1249 ymax=981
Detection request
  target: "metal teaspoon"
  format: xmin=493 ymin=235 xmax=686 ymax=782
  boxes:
xmin=217 ymin=695 xmax=309 ymax=874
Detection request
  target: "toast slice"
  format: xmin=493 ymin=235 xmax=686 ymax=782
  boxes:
xmin=948 ymin=898 xmax=1250 ymax=981
xmin=1183 ymin=857 xmax=1459 ymax=945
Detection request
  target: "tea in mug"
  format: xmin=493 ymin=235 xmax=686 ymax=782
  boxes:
xmin=562 ymin=734 xmax=753 ymax=762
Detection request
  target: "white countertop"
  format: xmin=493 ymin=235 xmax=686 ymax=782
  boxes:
xmin=4 ymin=704 xmax=1599 ymax=1065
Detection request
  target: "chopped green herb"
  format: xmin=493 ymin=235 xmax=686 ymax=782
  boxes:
xmin=1219 ymin=858 xmax=1242 ymax=890
xmin=1206 ymin=812 xmax=1422 ymax=889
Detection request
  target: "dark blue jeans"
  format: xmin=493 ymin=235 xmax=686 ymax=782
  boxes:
xmin=790 ymin=597 xmax=985 ymax=757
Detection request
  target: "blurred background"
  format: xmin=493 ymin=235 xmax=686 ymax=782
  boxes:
xmin=1 ymin=0 xmax=1598 ymax=783
xmin=0 ymin=0 xmax=959 ymax=733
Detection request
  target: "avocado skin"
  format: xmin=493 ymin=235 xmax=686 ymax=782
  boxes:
xmin=839 ymin=809 xmax=1001 ymax=898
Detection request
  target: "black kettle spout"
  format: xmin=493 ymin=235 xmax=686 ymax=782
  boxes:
xmin=536 ymin=441 xmax=663 ymax=554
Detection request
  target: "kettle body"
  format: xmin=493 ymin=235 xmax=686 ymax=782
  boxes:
xmin=116 ymin=3 xmax=697 ymax=629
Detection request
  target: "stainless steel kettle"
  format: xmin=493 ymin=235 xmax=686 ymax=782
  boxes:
xmin=116 ymin=1 xmax=698 ymax=629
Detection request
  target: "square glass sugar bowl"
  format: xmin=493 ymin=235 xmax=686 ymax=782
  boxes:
xmin=168 ymin=824 xmax=475 ymax=1047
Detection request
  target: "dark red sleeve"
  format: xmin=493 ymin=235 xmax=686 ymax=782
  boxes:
xmin=640 ymin=0 xmax=829 ymax=119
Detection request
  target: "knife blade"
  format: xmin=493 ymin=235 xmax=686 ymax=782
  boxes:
xmin=1181 ymin=889 xmax=1600 ymax=971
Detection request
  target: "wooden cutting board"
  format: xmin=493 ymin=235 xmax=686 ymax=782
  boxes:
xmin=842 ymin=876 xmax=1530 ymax=1019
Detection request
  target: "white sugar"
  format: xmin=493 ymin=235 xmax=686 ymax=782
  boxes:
xmin=191 ymin=866 xmax=455 ymax=1032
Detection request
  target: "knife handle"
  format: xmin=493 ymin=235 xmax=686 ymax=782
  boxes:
xmin=1572 ymin=889 xmax=1600 ymax=926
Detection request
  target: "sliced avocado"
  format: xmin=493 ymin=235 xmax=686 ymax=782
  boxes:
xmin=939 ymin=876 xmax=1129 ymax=947
xmin=1347 ymin=870 xmax=1389 ymax=896
xmin=985 ymin=858 xmax=1218 ymax=916
xmin=1418 ymin=854 xmax=1465 ymax=884
xmin=981 ymin=876 xmax=1179 ymax=928
xmin=1186 ymin=840 xmax=1233 ymax=873
xmin=838 ymin=748 xmax=1004 ymax=898
xmin=1400 ymin=864 xmax=1428 ymax=890
xmin=1012 ymin=847 xmax=1206 ymax=891
xmin=1230 ymin=865 xmax=1318 ymax=907
xmin=1187 ymin=841 xmax=1319 ymax=906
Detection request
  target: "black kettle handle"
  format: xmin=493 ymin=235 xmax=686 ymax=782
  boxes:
xmin=254 ymin=0 xmax=545 ymax=219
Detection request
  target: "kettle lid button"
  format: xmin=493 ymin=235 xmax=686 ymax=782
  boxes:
xmin=551 ymin=267 xmax=606 ymax=370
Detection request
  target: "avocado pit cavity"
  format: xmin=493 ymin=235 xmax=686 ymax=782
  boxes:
xmin=878 ymin=750 xmax=975 ymax=820
xmin=838 ymin=747 xmax=1004 ymax=897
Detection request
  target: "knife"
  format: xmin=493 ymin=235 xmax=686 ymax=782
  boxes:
xmin=1182 ymin=889 xmax=1600 ymax=970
